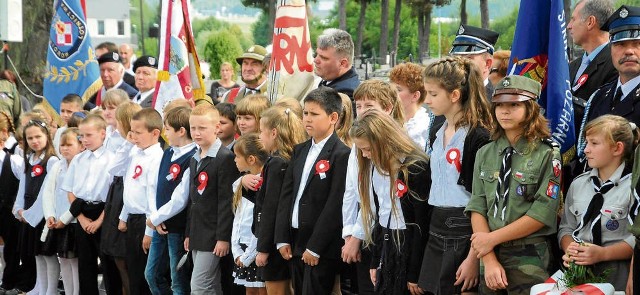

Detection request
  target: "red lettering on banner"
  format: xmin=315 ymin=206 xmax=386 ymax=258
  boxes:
xmin=272 ymin=13 xmax=313 ymax=74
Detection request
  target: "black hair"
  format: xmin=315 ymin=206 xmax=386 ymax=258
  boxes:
xmin=215 ymin=102 xmax=237 ymax=122
xmin=303 ymin=86 xmax=343 ymax=116
xmin=61 ymin=93 xmax=83 ymax=106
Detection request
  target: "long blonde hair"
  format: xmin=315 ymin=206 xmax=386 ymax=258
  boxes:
xmin=349 ymin=109 xmax=428 ymax=246
xmin=232 ymin=134 xmax=269 ymax=211
xmin=423 ymin=56 xmax=493 ymax=130
xmin=260 ymin=106 xmax=307 ymax=161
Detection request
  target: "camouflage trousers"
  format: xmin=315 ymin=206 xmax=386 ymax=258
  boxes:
xmin=479 ymin=239 xmax=551 ymax=295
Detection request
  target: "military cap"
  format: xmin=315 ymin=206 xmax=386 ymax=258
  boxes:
xmin=133 ymin=55 xmax=158 ymax=73
xmin=492 ymin=75 xmax=541 ymax=102
xmin=236 ymin=45 xmax=267 ymax=65
xmin=97 ymin=51 xmax=121 ymax=64
xmin=601 ymin=5 xmax=640 ymax=43
xmin=450 ymin=24 xmax=500 ymax=55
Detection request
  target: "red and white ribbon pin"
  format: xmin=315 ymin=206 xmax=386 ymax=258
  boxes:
xmin=197 ymin=172 xmax=208 ymax=194
xmin=166 ymin=164 xmax=181 ymax=181
xmin=446 ymin=148 xmax=462 ymax=173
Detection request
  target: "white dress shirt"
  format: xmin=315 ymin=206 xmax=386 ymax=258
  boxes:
xmin=231 ymin=176 xmax=259 ymax=266
xmin=342 ymin=145 xmax=359 ymax=238
xmin=616 ymin=75 xmax=640 ymax=102
xmin=120 ymin=143 xmax=163 ymax=237
xmin=61 ymin=145 xmax=114 ymax=203
xmin=42 ymin=160 xmax=77 ymax=224
xmin=14 ymin=154 xmax=59 ymax=224
xmin=291 ymin=136 xmax=330 ymax=228
xmin=148 ymin=143 xmax=197 ymax=226
xmin=405 ymin=107 xmax=430 ymax=150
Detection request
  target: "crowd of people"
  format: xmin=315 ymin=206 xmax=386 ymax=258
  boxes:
xmin=0 ymin=1 xmax=639 ymax=295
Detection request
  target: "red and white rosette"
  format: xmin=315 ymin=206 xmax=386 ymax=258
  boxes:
xmin=31 ymin=164 xmax=44 ymax=177
xmin=133 ymin=165 xmax=143 ymax=180
xmin=315 ymin=160 xmax=330 ymax=179
xmin=396 ymin=179 xmax=407 ymax=198
xmin=197 ymin=172 xmax=208 ymax=195
xmin=166 ymin=164 xmax=181 ymax=181
xmin=572 ymin=74 xmax=589 ymax=92
xmin=446 ymin=148 xmax=462 ymax=173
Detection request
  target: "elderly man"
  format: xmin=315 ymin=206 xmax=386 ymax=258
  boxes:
xmin=568 ymin=0 xmax=617 ymax=135
xmin=450 ymin=24 xmax=500 ymax=99
xmin=86 ymin=52 xmax=138 ymax=110
xmin=314 ymin=28 xmax=360 ymax=100
xmin=132 ymin=55 xmax=158 ymax=109
xmin=578 ymin=5 xmax=640 ymax=155
xmin=223 ymin=45 xmax=268 ymax=104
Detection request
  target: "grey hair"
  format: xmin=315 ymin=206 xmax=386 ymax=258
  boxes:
xmin=316 ymin=28 xmax=354 ymax=64
xmin=577 ymin=0 xmax=614 ymax=27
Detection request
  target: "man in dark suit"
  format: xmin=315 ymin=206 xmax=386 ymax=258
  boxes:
xmin=577 ymin=5 xmax=640 ymax=157
xmin=450 ymin=24 xmax=500 ymax=100
xmin=568 ymin=0 xmax=617 ymax=134
xmin=132 ymin=55 xmax=158 ymax=110
xmin=315 ymin=29 xmax=360 ymax=100
xmin=85 ymin=52 xmax=138 ymax=110
xmin=276 ymin=87 xmax=350 ymax=295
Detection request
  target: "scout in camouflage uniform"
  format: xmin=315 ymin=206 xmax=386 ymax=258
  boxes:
xmin=465 ymin=75 xmax=562 ymax=295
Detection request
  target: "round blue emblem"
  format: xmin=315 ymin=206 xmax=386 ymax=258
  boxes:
xmin=516 ymin=185 xmax=526 ymax=196
xmin=606 ymin=219 xmax=619 ymax=231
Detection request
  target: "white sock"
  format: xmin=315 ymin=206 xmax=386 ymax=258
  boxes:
xmin=43 ymin=255 xmax=59 ymax=295
xmin=59 ymin=257 xmax=79 ymax=295
xmin=33 ymin=255 xmax=46 ymax=295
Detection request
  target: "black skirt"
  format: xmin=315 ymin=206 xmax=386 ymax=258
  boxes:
xmin=233 ymin=243 xmax=265 ymax=287
xmin=42 ymin=224 xmax=76 ymax=258
xmin=257 ymin=247 xmax=290 ymax=281
xmin=18 ymin=220 xmax=55 ymax=256
xmin=370 ymin=224 xmax=412 ymax=295
xmin=100 ymin=176 xmax=127 ymax=258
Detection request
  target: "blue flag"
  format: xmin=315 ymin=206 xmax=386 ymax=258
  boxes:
xmin=508 ymin=0 xmax=575 ymax=156
xmin=44 ymin=0 xmax=101 ymax=112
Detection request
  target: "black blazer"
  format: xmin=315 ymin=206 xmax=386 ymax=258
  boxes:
xmin=587 ymin=81 xmax=640 ymax=126
xmin=185 ymin=146 xmax=240 ymax=251
xmin=275 ymin=133 xmax=350 ymax=259
xmin=254 ymin=155 xmax=288 ymax=253
xmin=138 ymin=90 xmax=155 ymax=109
xmin=123 ymin=72 xmax=138 ymax=90
xmin=320 ymin=67 xmax=361 ymax=100
xmin=570 ymin=44 xmax=618 ymax=135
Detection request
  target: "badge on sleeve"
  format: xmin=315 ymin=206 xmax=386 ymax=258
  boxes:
xmin=166 ymin=164 xmax=181 ymax=181
xmin=31 ymin=164 xmax=44 ymax=177
xmin=606 ymin=219 xmax=619 ymax=231
xmin=197 ymin=172 xmax=208 ymax=195
xmin=516 ymin=185 xmax=527 ymax=196
xmin=552 ymin=159 xmax=561 ymax=178
xmin=546 ymin=180 xmax=560 ymax=199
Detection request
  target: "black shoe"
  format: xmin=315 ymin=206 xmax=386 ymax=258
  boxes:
xmin=4 ymin=288 xmax=25 ymax=295
xmin=0 ymin=287 xmax=6 ymax=295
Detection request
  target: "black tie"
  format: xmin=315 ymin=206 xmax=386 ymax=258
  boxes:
xmin=245 ymin=87 xmax=258 ymax=95
xmin=494 ymin=146 xmax=514 ymax=220
xmin=319 ymin=80 xmax=330 ymax=87
xmin=579 ymin=176 xmax=615 ymax=245
xmin=612 ymin=86 xmax=623 ymax=109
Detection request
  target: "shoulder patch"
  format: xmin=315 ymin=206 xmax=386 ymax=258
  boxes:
xmin=541 ymin=138 xmax=560 ymax=149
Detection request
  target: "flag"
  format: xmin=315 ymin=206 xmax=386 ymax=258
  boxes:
xmin=154 ymin=0 xmax=206 ymax=109
xmin=44 ymin=0 xmax=101 ymax=112
xmin=508 ymin=0 xmax=575 ymax=159
xmin=267 ymin=0 xmax=315 ymax=103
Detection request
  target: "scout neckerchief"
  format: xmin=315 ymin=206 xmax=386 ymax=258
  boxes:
xmin=494 ymin=146 xmax=514 ymax=221
xmin=572 ymin=176 xmax=614 ymax=245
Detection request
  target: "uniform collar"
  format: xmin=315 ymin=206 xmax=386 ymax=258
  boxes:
xmin=495 ymin=136 xmax=537 ymax=156
xmin=616 ymin=75 xmax=640 ymax=99
xmin=194 ymin=138 xmax=222 ymax=161
xmin=589 ymin=162 xmax=630 ymax=183
xmin=172 ymin=142 xmax=196 ymax=158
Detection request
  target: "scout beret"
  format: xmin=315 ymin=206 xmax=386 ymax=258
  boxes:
xmin=492 ymin=75 xmax=542 ymax=102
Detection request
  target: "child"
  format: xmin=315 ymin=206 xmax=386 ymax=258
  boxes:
xmin=0 ymin=112 xmax=28 ymax=294
xmin=61 ymin=114 xmax=115 ymax=295
xmin=353 ymin=80 xmax=404 ymax=123
xmin=185 ymin=104 xmax=240 ymax=294
xmin=465 ymin=76 xmax=562 ymax=294
xmin=389 ymin=62 xmax=431 ymax=150
xmin=418 ymin=56 xmax=493 ymax=295
xmin=144 ymin=106 xmax=196 ymax=295
xmin=236 ymin=94 xmax=270 ymax=135
xmin=275 ymin=87 xmax=350 ymax=294
xmin=274 ymin=97 xmax=303 ymax=119
xmin=559 ymin=115 xmax=636 ymax=291
xmin=54 ymin=94 xmax=84 ymax=156
xmin=118 ymin=108 xmax=164 ymax=295
xmin=13 ymin=119 xmax=59 ymax=295
xmin=216 ymin=102 xmax=238 ymax=150
xmin=336 ymin=93 xmax=354 ymax=147
xmin=103 ymin=102 xmax=142 ymax=295
xmin=350 ymin=109 xmax=431 ymax=295
xmin=231 ymin=134 xmax=269 ymax=293
xmin=254 ymin=106 xmax=306 ymax=295
xmin=43 ymin=127 xmax=84 ymax=295
xmin=101 ymin=89 xmax=130 ymax=152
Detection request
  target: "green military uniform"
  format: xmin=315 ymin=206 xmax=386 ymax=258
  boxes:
xmin=0 ymin=80 xmax=22 ymax=126
xmin=465 ymin=75 xmax=562 ymax=295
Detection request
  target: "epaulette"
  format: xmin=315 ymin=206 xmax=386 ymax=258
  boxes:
xmin=541 ymin=138 xmax=560 ymax=149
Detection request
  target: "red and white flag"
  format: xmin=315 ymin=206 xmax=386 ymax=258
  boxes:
xmin=267 ymin=0 xmax=315 ymax=103
xmin=154 ymin=0 xmax=206 ymax=111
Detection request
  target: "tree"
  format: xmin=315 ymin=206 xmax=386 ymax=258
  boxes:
xmin=460 ymin=0 xmax=467 ymax=25
xmin=392 ymin=0 xmax=402 ymax=62
xmin=203 ymin=31 xmax=244 ymax=79
xmin=480 ymin=0 xmax=489 ymax=29
xmin=252 ymin=13 xmax=272 ymax=47
xmin=339 ymin=0 xmax=347 ymax=30
xmin=355 ymin=0 xmax=371 ymax=58
xmin=379 ymin=0 xmax=390 ymax=65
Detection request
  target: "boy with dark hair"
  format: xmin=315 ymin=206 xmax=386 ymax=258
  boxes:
xmin=54 ymin=94 xmax=84 ymax=156
xmin=276 ymin=87 xmax=350 ymax=294
xmin=215 ymin=103 xmax=238 ymax=150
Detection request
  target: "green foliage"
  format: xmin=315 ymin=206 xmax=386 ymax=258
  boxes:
xmin=251 ymin=13 xmax=273 ymax=47
xmin=193 ymin=17 xmax=230 ymax=37
xmin=203 ymin=31 xmax=244 ymax=79
xmin=491 ymin=6 xmax=519 ymax=50
xmin=130 ymin=1 xmax=159 ymax=55
xmin=561 ymin=260 xmax=610 ymax=288
xmin=192 ymin=17 xmax=253 ymax=62
xmin=143 ymin=37 xmax=159 ymax=57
